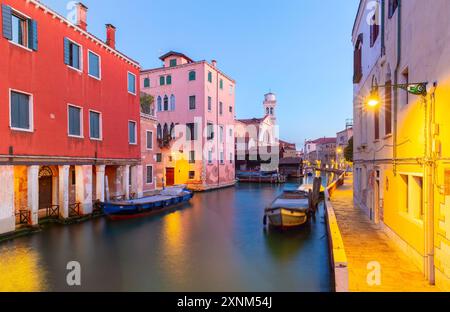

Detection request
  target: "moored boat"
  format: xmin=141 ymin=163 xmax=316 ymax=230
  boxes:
xmin=102 ymin=186 xmax=194 ymax=220
xmin=264 ymin=191 xmax=310 ymax=229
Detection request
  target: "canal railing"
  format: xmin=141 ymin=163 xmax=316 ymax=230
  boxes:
xmin=324 ymin=171 xmax=349 ymax=292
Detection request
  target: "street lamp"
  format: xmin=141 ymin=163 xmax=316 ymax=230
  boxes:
xmin=366 ymin=79 xmax=428 ymax=107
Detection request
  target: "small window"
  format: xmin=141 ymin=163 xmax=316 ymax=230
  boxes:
xmin=189 ymin=151 xmax=195 ymax=164
xmin=157 ymin=96 xmax=162 ymax=111
xmin=220 ymin=151 xmax=224 ymax=164
xmin=89 ymin=111 xmax=101 ymax=139
xmin=207 ymin=123 xmax=214 ymax=140
xmin=88 ymin=51 xmax=100 ymax=79
xmin=128 ymin=121 xmax=137 ymax=144
xmin=189 ymin=171 xmax=195 ymax=180
xmin=71 ymin=169 xmax=76 ymax=185
xmin=170 ymin=95 xmax=176 ymax=111
xmin=230 ymin=153 xmax=233 ymax=164
xmin=11 ymin=12 xmax=28 ymax=47
xmin=143 ymin=78 xmax=150 ymax=88
xmin=229 ymin=105 xmax=233 ymax=113
xmin=208 ymin=71 xmax=212 ymax=83
xmin=10 ymin=90 xmax=31 ymax=131
xmin=168 ymin=156 xmax=173 ymax=162
xmin=146 ymin=166 xmax=153 ymax=184
xmin=160 ymin=76 xmax=165 ymax=86
xmin=220 ymin=79 xmax=223 ymax=90
xmin=156 ymin=153 xmax=162 ymax=162
xmin=208 ymin=96 xmax=212 ymax=111
xmin=128 ymin=72 xmax=136 ymax=94
xmin=68 ymin=105 xmax=82 ymax=137
xmin=229 ymin=85 xmax=233 ymax=95
xmin=219 ymin=102 xmax=223 ymax=115
xmin=219 ymin=126 xmax=224 ymax=143
xmin=186 ymin=123 xmax=196 ymax=141
xmin=65 ymin=39 xmax=81 ymax=70
xmin=170 ymin=59 xmax=177 ymax=67
xmin=189 ymin=71 xmax=196 ymax=81
xmin=229 ymin=128 xmax=233 ymax=137
xmin=208 ymin=150 xmax=213 ymax=164
xmin=146 ymin=131 xmax=153 ymax=149
xmin=166 ymin=75 xmax=172 ymax=85
xmin=189 ymin=95 xmax=196 ymax=110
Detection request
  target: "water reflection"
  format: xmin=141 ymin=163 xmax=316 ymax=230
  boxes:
xmin=0 ymin=180 xmax=332 ymax=292
xmin=0 ymin=244 xmax=48 ymax=292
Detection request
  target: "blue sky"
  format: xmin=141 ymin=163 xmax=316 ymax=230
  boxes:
xmin=42 ymin=0 xmax=359 ymax=149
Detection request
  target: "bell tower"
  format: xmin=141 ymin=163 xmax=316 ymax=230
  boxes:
xmin=263 ymin=92 xmax=277 ymax=124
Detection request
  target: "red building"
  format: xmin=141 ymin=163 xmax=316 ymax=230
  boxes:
xmin=0 ymin=1 xmax=141 ymax=235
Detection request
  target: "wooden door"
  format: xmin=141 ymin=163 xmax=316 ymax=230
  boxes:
xmin=165 ymin=168 xmax=175 ymax=186
xmin=39 ymin=176 xmax=53 ymax=209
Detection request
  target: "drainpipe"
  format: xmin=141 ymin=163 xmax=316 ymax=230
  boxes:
xmin=393 ymin=0 xmax=401 ymax=176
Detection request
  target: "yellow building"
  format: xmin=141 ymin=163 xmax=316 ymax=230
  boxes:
xmin=352 ymin=0 xmax=450 ymax=290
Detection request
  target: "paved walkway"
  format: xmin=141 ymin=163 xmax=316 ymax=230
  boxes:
xmin=330 ymin=173 xmax=438 ymax=292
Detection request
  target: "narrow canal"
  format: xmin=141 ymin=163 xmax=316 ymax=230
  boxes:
xmin=0 ymin=177 xmax=333 ymax=292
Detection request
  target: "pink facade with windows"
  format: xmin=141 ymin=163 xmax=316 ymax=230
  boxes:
xmin=140 ymin=52 xmax=236 ymax=190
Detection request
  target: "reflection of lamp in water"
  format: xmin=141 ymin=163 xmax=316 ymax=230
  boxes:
xmin=0 ymin=246 xmax=47 ymax=291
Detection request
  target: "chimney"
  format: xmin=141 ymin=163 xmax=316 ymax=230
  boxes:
xmin=106 ymin=24 xmax=116 ymax=49
xmin=76 ymin=3 xmax=88 ymax=31
xmin=212 ymin=60 xmax=217 ymax=68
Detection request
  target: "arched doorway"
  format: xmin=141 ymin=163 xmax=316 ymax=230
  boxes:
xmin=39 ymin=166 xmax=53 ymax=209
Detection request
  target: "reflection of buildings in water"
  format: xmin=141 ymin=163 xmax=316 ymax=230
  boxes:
xmin=263 ymin=226 xmax=312 ymax=263
xmin=0 ymin=246 xmax=47 ymax=291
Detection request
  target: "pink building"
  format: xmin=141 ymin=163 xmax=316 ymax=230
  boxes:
xmin=140 ymin=98 xmax=158 ymax=195
xmin=140 ymin=52 xmax=236 ymax=191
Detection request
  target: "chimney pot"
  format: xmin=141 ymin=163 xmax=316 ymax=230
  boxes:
xmin=106 ymin=24 xmax=116 ymax=49
xmin=76 ymin=2 xmax=88 ymax=31
xmin=212 ymin=60 xmax=217 ymax=67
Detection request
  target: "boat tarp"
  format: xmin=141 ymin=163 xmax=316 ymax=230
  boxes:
xmin=271 ymin=198 xmax=309 ymax=210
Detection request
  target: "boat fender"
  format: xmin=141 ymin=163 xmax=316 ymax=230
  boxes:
xmin=263 ymin=215 xmax=267 ymax=226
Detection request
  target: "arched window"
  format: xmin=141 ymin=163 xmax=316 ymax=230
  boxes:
xmin=170 ymin=95 xmax=175 ymax=111
xmin=266 ymin=107 xmax=270 ymax=115
xmin=270 ymin=107 xmax=274 ymax=115
xmin=189 ymin=71 xmax=196 ymax=81
xmin=163 ymin=123 xmax=169 ymax=139
xmin=163 ymin=95 xmax=169 ymax=111
xmin=157 ymin=96 xmax=162 ymax=112
xmin=157 ymin=124 xmax=162 ymax=140
xmin=170 ymin=123 xmax=175 ymax=139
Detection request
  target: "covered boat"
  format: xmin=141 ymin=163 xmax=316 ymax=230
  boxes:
xmin=102 ymin=186 xmax=194 ymax=220
xmin=264 ymin=191 xmax=310 ymax=229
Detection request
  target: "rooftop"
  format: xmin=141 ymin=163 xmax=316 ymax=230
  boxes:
xmin=159 ymin=51 xmax=194 ymax=63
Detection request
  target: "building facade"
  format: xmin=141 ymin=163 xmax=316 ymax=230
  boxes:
xmin=235 ymin=93 xmax=279 ymax=172
xmin=304 ymin=137 xmax=337 ymax=168
xmin=0 ymin=1 xmax=141 ymax=235
xmin=140 ymin=52 xmax=236 ymax=191
xmin=336 ymin=124 xmax=353 ymax=168
xmin=140 ymin=97 xmax=158 ymax=195
xmin=353 ymin=0 xmax=450 ymax=289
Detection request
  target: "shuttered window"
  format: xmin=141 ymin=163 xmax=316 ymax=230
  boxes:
xmin=144 ymin=78 xmax=150 ymax=88
xmin=160 ymin=76 xmax=165 ymax=86
xmin=68 ymin=105 xmax=82 ymax=137
xmin=64 ymin=38 xmax=81 ymax=70
xmin=146 ymin=166 xmax=153 ymax=184
xmin=128 ymin=72 xmax=136 ymax=94
xmin=208 ymin=96 xmax=212 ymax=111
xmin=219 ymin=102 xmax=223 ymax=115
xmin=10 ymin=91 xmax=31 ymax=130
xmin=189 ymin=71 xmax=196 ymax=81
xmin=219 ymin=79 xmax=223 ymax=89
xmin=189 ymin=151 xmax=195 ymax=164
xmin=2 ymin=5 xmax=38 ymax=50
xmin=88 ymin=51 xmax=100 ymax=79
xmin=146 ymin=131 xmax=153 ymax=149
xmin=128 ymin=121 xmax=136 ymax=144
xmin=166 ymin=75 xmax=172 ymax=85
xmin=89 ymin=111 xmax=101 ymax=139
xmin=208 ymin=71 xmax=212 ymax=83
xmin=189 ymin=95 xmax=196 ymax=110
xmin=169 ymin=59 xmax=177 ymax=67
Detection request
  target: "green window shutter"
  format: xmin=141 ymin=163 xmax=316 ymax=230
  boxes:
xmin=208 ymin=71 xmax=212 ymax=83
xmin=170 ymin=59 xmax=177 ymax=67
xmin=2 ymin=5 xmax=12 ymax=40
xmin=28 ymin=19 xmax=38 ymax=51
xmin=189 ymin=71 xmax=196 ymax=81
xmin=63 ymin=38 xmax=70 ymax=65
xmin=144 ymin=78 xmax=150 ymax=88
xmin=160 ymin=76 xmax=165 ymax=85
xmin=166 ymin=75 xmax=172 ymax=85
xmin=220 ymin=79 xmax=223 ymax=89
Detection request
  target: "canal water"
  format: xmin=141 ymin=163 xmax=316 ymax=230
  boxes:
xmin=0 ymin=177 xmax=333 ymax=292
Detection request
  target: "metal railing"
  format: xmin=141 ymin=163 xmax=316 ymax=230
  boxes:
xmin=15 ymin=210 xmax=31 ymax=225
xmin=69 ymin=202 xmax=81 ymax=217
xmin=39 ymin=205 xmax=60 ymax=219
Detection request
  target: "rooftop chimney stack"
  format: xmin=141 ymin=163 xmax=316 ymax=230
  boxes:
xmin=106 ymin=24 xmax=116 ymax=49
xmin=76 ymin=3 xmax=88 ymax=31
xmin=212 ymin=60 xmax=217 ymax=68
